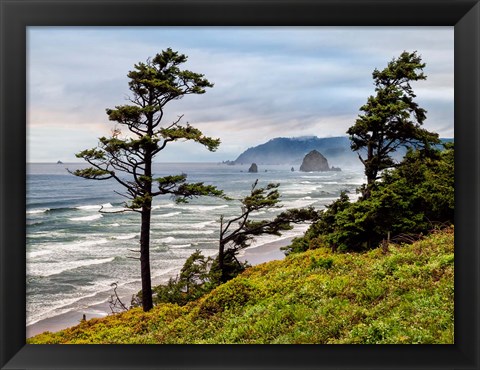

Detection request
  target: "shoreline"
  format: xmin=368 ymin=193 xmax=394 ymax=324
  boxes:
xmin=26 ymin=236 xmax=295 ymax=338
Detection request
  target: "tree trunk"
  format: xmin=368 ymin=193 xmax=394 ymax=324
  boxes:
xmin=140 ymin=204 xmax=153 ymax=311
xmin=218 ymin=241 xmax=225 ymax=283
xmin=364 ymin=142 xmax=375 ymax=199
xmin=140 ymin=143 xmax=153 ymax=311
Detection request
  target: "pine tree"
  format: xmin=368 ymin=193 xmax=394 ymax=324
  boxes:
xmin=347 ymin=51 xmax=440 ymax=197
xmin=73 ymin=49 xmax=225 ymax=311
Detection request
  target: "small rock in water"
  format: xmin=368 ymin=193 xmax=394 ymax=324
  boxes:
xmin=248 ymin=163 xmax=258 ymax=173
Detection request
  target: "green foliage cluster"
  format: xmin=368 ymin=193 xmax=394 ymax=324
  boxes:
xmin=284 ymin=144 xmax=454 ymax=253
xmin=28 ymin=228 xmax=454 ymax=344
xmin=347 ymin=51 xmax=440 ymax=188
xmin=150 ymin=250 xmax=218 ymax=306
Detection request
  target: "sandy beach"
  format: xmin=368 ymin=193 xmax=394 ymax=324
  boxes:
xmin=26 ymin=237 xmax=293 ymax=338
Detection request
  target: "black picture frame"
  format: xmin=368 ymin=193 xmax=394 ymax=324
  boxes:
xmin=1 ymin=0 xmax=478 ymax=369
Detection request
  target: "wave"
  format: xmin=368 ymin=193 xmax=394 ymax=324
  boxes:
xmin=74 ymin=238 xmax=110 ymax=248
xmin=180 ymin=204 xmax=229 ymax=212
xmin=42 ymin=238 xmax=110 ymax=250
xmin=27 ymin=221 xmax=44 ymax=226
xmin=190 ymin=220 xmax=216 ymax=229
xmin=27 ymin=231 xmax=66 ymax=239
xmin=155 ymin=211 xmax=181 ymax=218
xmin=69 ymin=214 xmax=103 ymax=222
xmin=282 ymin=190 xmax=312 ymax=195
xmin=162 ymin=229 xmax=215 ymax=235
xmin=168 ymin=244 xmax=192 ymax=249
xmin=109 ymin=223 xmax=120 ymax=227
xmin=29 ymin=257 xmax=115 ymax=277
xmin=75 ymin=203 xmax=113 ymax=210
xmin=152 ymin=203 xmax=175 ymax=210
xmin=282 ymin=199 xmax=317 ymax=209
xmin=112 ymin=233 xmax=138 ymax=240
xmin=27 ymin=250 xmax=53 ymax=258
xmin=27 ymin=208 xmax=50 ymax=214
xmin=156 ymin=236 xmax=177 ymax=243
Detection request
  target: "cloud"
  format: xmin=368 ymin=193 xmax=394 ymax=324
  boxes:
xmin=27 ymin=26 xmax=454 ymax=162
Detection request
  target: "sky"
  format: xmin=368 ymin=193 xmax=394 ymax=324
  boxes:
xmin=27 ymin=27 xmax=454 ymax=163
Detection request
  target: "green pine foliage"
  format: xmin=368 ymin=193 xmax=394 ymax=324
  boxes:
xmin=347 ymin=51 xmax=440 ymax=189
xmin=28 ymin=228 xmax=454 ymax=344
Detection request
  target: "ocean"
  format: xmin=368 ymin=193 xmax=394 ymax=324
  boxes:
xmin=26 ymin=162 xmax=365 ymax=331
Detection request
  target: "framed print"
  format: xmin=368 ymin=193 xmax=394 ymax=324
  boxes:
xmin=1 ymin=0 xmax=479 ymax=369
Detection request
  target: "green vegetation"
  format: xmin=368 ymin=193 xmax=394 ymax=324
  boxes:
xmin=28 ymin=227 xmax=454 ymax=344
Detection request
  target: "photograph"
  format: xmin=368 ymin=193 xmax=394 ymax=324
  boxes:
xmin=25 ymin=26 xmax=455 ymax=344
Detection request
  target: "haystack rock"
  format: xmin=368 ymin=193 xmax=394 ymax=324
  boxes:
xmin=300 ymin=150 xmax=330 ymax=172
xmin=248 ymin=163 xmax=258 ymax=173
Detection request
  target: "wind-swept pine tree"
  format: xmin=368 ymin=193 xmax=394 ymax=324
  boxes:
xmin=217 ymin=180 xmax=319 ymax=282
xmin=347 ymin=51 xmax=440 ymax=197
xmin=73 ymin=49 xmax=225 ymax=311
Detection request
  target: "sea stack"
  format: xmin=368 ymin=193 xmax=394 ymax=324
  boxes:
xmin=248 ymin=163 xmax=258 ymax=173
xmin=299 ymin=150 xmax=330 ymax=172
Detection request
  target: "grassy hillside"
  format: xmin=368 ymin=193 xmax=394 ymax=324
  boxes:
xmin=29 ymin=228 xmax=454 ymax=344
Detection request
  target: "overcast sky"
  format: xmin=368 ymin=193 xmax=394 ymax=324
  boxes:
xmin=27 ymin=27 xmax=454 ymax=163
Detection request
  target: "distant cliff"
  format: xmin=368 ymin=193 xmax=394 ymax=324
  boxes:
xmin=233 ymin=136 xmax=453 ymax=168
xmin=233 ymin=136 xmax=355 ymax=167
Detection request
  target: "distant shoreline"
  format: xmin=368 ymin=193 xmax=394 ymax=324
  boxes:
xmin=26 ymin=236 xmax=295 ymax=338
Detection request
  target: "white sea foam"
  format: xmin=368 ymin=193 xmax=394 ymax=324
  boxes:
xmin=112 ymin=233 xmax=138 ymax=240
xmin=27 ymin=208 xmax=50 ymax=214
xmin=155 ymin=211 xmax=181 ymax=218
xmin=29 ymin=257 xmax=115 ymax=277
xmin=27 ymin=250 xmax=53 ymax=258
xmin=51 ymin=238 xmax=109 ymax=250
xmin=157 ymin=236 xmax=177 ymax=243
xmin=181 ymin=204 xmax=229 ymax=212
xmin=281 ymin=190 xmax=311 ymax=195
xmin=190 ymin=220 xmax=216 ymax=229
xmin=69 ymin=214 xmax=103 ymax=222
xmin=162 ymin=229 xmax=215 ymax=235
xmin=76 ymin=203 xmax=113 ymax=210
xmin=109 ymin=223 xmax=121 ymax=227
xmin=27 ymin=231 xmax=66 ymax=238
xmin=168 ymin=244 xmax=192 ymax=249
xmin=282 ymin=198 xmax=317 ymax=209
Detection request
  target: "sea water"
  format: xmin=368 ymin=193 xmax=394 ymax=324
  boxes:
xmin=26 ymin=162 xmax=365 ymax=328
